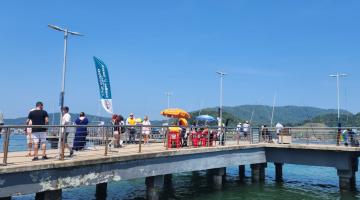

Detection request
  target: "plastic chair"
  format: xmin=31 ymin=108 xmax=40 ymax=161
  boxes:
xmin=168 ymin=131 xmax=180 ymax=148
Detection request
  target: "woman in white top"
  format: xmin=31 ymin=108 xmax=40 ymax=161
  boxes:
xmin=142 ymin=116 xmax=151 ymax=144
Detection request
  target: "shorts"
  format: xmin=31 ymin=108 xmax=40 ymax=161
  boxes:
xmin=26 ymin=134 xmax=32 ymax=144
xmin=32 ymin=132 xmax=47 ymax=144
xmin=142 ymin=131 xmax=150 ymax=135
xmin=64 ymin=132 xmax=70 ymax=144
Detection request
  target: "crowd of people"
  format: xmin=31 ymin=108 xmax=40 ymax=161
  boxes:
xmin=1 ymin=100 xmax=359 ymax=162
xmin=25 ymin=101 xmax=89 ymax=161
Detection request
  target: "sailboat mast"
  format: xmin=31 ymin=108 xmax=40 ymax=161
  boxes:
xmin=270 ymin=93 xmax=276 ymax=127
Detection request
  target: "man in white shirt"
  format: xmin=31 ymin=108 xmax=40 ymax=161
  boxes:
xmin=243 ymin=121 xmax=250 ymax=139
xmin=275 ymin=122 xmax=284 ymax=135
xmin=61 ymin=106 xmax=73 ymax=157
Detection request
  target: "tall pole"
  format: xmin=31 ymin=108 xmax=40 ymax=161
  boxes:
xmin=60 ymin=30 xmax=68 ymax=114
xmin=330 ymin=73 xmax=347 ymax=125
xmin=270 ymin=93 xmax=276 ymax=127
xmin=48 ymin=24 xmax=83 ymax=124
xmin=216 ymin=71 xmax=227 ymax=128
xmin=165 ymin=92 xmax=172 ymax=108
xmin=330 ymin=73 xmax=347 ymax=145
xmin=336 ymin=75 xmax=340 ymax=121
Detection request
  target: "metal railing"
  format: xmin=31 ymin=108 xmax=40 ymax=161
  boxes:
xmin=0 ymin=125 xmax=359 ymax=166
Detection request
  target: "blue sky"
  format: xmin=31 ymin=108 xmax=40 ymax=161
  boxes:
xmin=1 ymin=0 xmax=360 ymax=119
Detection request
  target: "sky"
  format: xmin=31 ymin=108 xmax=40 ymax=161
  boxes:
xmin=1 ymin=0 xmax=360 ymax=120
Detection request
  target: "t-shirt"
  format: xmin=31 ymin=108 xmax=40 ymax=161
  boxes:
xmin=126 ymin=117 xmax=136 ymax=125
xmin=243 ymin=123 xmax=250 ymax=132
xmin=62 ymin=113 xmax=72 ymax=125
xmin=28 ymin=110 xmax=48 ymax=132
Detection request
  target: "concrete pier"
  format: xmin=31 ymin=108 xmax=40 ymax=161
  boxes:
xmin=1 ymin=142 xmax=360 ymax=198
xmin=164 ymin=174 xmax=172 ymax=187
xmin=337 ymin=170 xmax=356 ymax=191
xmin=145 ymin=175 xmax=164 ymax=200
xmin=274 ymin=163 xmax=283 ymax=182
xmin=207 ymin=167 xmax=226 ymax=189
xmin=35 ymin=189 xmax=62 ymax=200
xmin=95 ymin=182 xmax=107 ymax=199
xmin=239 ymin=165 xmax=245 ymax=181
xmin=337 ymin=157 xmax=358 ymax=191
xmin=251 ymin=163 xmax=267 ymax=182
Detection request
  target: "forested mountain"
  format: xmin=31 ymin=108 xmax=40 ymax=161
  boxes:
xmin=4 ymin=105 xmax=354 ymax=127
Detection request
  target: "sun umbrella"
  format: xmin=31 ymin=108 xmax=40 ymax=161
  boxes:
xmin=196 ymin=115 xmax=216 ymax=122
xmin=160 ymin=108 xmax=191 ymax=119
xmin=179 ymin=118 xmax=189 ymax=127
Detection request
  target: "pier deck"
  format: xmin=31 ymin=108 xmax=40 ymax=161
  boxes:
xmin=1 ymin=142 xmax=359 ymax=174
xmin=1 ymin=141 xmax=360 ymax=199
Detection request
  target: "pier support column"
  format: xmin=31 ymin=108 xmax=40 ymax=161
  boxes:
xmin=274 ymin=163 xmax=283 ymax=182
xmin=95 ymin=182 xmax=107 ymax=199
xmin=337 ymin=170 xmax=356 ymax=191
xmin=337 ymin=157 xmax=358 ymax=191
xmin=239 ymin=165 xmax=245 ymax=181
xmin=35 ymin=189 xmax=62 ymax=200
xmin=251 ymin=163 xmax=267 ymax=182
xmin=145 ymin=175 xmax=164 ymax=200
xmin=164 ymin=174 xmax=172 ymax=187
xmin=207 ymin=167 xmax=226 ymax=189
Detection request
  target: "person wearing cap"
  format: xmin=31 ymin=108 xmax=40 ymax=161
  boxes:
xmin=126 ymin=113 xmax=136 ymax=144
xmin=26 ymin=101 xmax=49 ymax=161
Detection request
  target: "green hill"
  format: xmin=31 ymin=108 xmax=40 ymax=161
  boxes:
xmin=4 ymin=113 xmax=111 ymax=125
xmin=302 ymin=113 xmax=360 ymax=127
xmin=194 ymin=105 xmax=350 ymax=126
xmin=4 ymin=105 xmax=353 ymax=127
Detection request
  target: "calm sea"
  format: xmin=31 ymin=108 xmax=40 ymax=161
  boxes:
xmin=2 ymin=135 xmax=360 ymax=200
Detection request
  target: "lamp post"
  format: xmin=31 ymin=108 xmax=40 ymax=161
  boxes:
xmin=330 ymin=73 xmax=347 ymax=145
xmin=48 ymin=24 xmax=83 ymax=122
xmin=165 ymin=92 xmax=173 ymax=109
xmin=216 ymin=71 xmax=227 ymax=128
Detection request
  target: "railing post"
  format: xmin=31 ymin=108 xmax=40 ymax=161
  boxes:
xmin=139 ymin=126 xmax=142 ymax=153
xmin=165 ymin=127 xmax=169 ymax=150
xmin=60 ymin=126 xmax=65 ymax=160
xmin=223 ymin=127 xmax=226 ymax=146
xmin=2 ymin=128 xmax=10 ymax=166
xmin=104 ymin=127 xmax=109 ymax=156
xmin=237 ymin=128 xmax=240 ymax=145
xmin=207 ymin=128 xmax=210 ymax=147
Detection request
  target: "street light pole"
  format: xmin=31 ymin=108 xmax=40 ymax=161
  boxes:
xmin=48 ymin=24 xmax=83 ymax=123
xmin=216 ymin=71 xmax=227 ymax=128
xmin=330 ymin=73 xmax=347 ymax=125
xmin=330 ymin=73 xmax=347 ymax=145
xmin=165 ymin=92 xmax=173 ymax=108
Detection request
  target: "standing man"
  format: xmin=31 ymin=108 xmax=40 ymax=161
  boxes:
xmin=126 ymin=113 xmax=136 ymax=144
xmin=243 ymin=121 xmax=250 ymax=140
xmin=27 ymin=101 xmax=49 ymax=161
xmin=61 ymin=106 xmax=73 ymax=157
